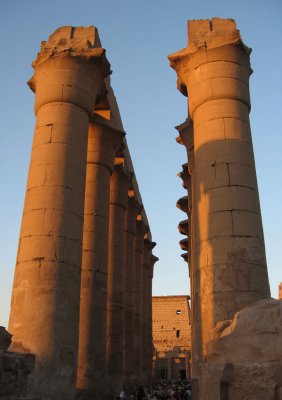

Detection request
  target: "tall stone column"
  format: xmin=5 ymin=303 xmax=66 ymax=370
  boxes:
xmin=77 ymin=121 xmax=124 ymax=399
xmin=141 ymin=238 xmax=156 ymax=386
xmin=147 ymin=253 xmax=158 ymax=384
xmin=123 ymin=194 xmax=140 ymax=389
xmin=169 ymin=18 xmax=270 ymax=362
xmin=133 ymin=218 xmax=146 ymax=384
xmin=106 ymin=163 xmax=130 ymax=397
xmin=8 ymin=26 xmax=109 ymax=399
xmin=177 ymin=121 xmax=200 ymax=378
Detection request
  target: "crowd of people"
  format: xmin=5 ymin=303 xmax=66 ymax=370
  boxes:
xmin=119 ymin=379 xmax=192 ymax=399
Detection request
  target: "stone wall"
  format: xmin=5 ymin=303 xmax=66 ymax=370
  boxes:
xmin=152 ymin=296 xmax=191 ymax=352
xmin=152 ymin=296 xmax=191 ymax=380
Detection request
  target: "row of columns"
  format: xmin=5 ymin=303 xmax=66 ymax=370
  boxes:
xmin=169 ymin=18 xmax=270 ymax=390
xmin=8 ymin=26 xmax=157 ymax=400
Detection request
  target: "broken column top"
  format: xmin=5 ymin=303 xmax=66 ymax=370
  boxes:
xmin=187 ymin=18 xmax=249 ymax=51
xmin=31 ymin=25 xmax=110 ymax=71
xmin=169 ymin=17 xmax=250 ymax=62
xmin=168 ymin=18 xmax=251 ymax=97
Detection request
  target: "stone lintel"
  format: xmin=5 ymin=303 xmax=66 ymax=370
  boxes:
xmin=95 ymin=74 xmax=152 ymax=240
xmin=91 ymin=113 xmax=125 ymax=135
xmin=93 ymin=76 xmax=125 ymax=132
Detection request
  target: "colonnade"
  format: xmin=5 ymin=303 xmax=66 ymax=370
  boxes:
xmin=169 ymin=18 xmax=270 ymax=391
xmin=8 ymin=26 xmax=157 ymax=400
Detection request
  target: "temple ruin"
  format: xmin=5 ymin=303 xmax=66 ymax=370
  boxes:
xmin=4 ymin=26 xmax=157 ymax=400
xmin=1 ymin=17 xmax=281 ymax=400
xmin=170 ymin=18 xmax=282 ymax=399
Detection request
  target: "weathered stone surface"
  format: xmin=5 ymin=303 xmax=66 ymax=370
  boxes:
xmin=169 ymin=19 xmax=270 ymax=375
xmin=141 ymin=239 xmax=156 ymax=386
xmin=123 ymin=196 xmax=140 ymax=390
xmin=106 ymin=163 xmax=130 ymax=398
xmin=9 ymin=25 xmax=111 ymax=400
xmin=0 ymin=352 xmax=35 ymax=398
xmin=152 ymin=296 xmax=191 ymax=380
xmin=77 ymin=116 xmax=124 ymax=400
xmin=133 ymin=219 xmax=146 ymax=385
xmin=0 ymin=328 xmax=12 ymax=352
xmin=206 ymin=299 xmax=282 ymax=363
xmin=194 ymin=299 xmax=282 ymax=399
xmin=198 ymin=361 xmax=282 ymax=400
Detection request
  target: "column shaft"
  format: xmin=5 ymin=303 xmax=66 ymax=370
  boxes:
xmin=106 ymin=165 xmax=129 ymax=396
xmin=142 ymin=240 xmax=155 ymax=386
xmin=178 ymin=122 xmax=200 ymax=378
xmin=141 ymin=263 xmax=149 ymax=385
xmin=77 ymin=123 xmax=123 ymax=399
xmin=9 ymin=26 xmax=107 ymax=399
xmin=148 ymin=254 xmax=158 ymax=384
xmin=169 ymin=18 xmax=270 ymax=363
xmin=123 ymin=197 xmax=139 ymax=388
xmin=133 ymin=220 xmax=145 ymax=383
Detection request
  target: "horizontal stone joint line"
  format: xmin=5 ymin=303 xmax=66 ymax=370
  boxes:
xmin=193 ymin=96 xmax=251 ymax=114
xmin=195 ymin=59 xmax=250 ymax=71
xmin=27 ymin=184 xmax=85 ymax=196
xmin=208 ymin=209 xmax=260 ymax=215
xmin=196 ymin=233 xmax=261 ymax=245
xmin=109 ymin=202 xmax=127 ymax=211
xmin=203 ymin=184 xmax=257 ymax=193
xmin=86 ymin=160 xmax=112 ymax=173
xmin=194 ymin=116 xmax=250 ymax=126
xmin=199 ymin=262 xmax=267 ymax=268
xmin=16 ymin=260 xmax=82 ymax=269
xmin=23 ymin=207 xmax=84 ymax=219
xmin=19 ymin=233 xmax=82 ymax=242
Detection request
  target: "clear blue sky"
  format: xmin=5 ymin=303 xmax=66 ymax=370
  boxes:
xmin=0 ymin=0 xmax=281 ymax=326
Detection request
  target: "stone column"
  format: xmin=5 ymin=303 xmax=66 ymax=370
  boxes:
xmin=123 ymin=194 xmax=140 ymax=389
xmin=106 ymin=163 xmax=130 ymax=397
xmin=8 ymin=26 xmax=109 ymax=399
xmin=77 ymin=121 xmax=124 ymax=399
xmin=148 ymin=253 xmax=158 ymax=384
xmin=141 ymin=238 xmax=156 ymax=386
xmin=177 ymin=121 xmax=200 ymax=379
xmin=169 ymin=18 xmax=270 ymax=361
xmin=133 ymin=218 xmax=146 ymax=384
